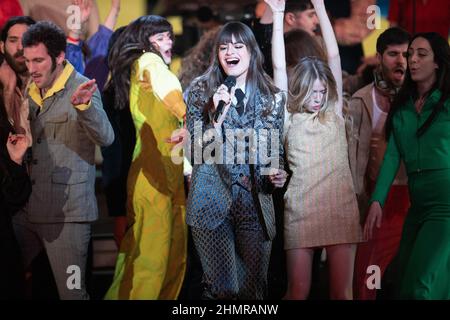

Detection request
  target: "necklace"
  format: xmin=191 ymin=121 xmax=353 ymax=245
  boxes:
xmin=415 ymin=94 xmax=427 ymax=113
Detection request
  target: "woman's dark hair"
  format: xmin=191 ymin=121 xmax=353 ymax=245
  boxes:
xmin=386 ymin=32 xmax=450 ymax=138
xmin=191 ymin=21 xmax=279 ymax=117
xmin=107 ymin=15 xmax=173 ymax=110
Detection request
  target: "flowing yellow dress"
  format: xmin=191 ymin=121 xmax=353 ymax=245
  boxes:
xmin=105 ymin=53 xmax=187 ymax=299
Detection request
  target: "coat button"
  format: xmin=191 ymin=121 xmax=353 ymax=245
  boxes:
xmin=37 ymin=138 xmax=42 ymax=144
xmin=32 ymin=159 xmax=38 ymax=165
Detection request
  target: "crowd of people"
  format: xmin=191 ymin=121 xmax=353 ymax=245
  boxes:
xmin=0 ymin=0 xmax=449 ymax=300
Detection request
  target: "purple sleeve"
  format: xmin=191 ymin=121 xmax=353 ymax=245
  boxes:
xmin=66 ymin=42 xmax=85 ymax=74
xmin=84 ymin=25 xmax=113 ymax=90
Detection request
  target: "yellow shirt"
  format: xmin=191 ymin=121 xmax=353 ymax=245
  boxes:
xmin=28 ymin=61 xmax=90 ymax=110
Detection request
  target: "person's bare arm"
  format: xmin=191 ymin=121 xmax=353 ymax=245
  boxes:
xmin=104 ymin=0 xmax=120 ymax=31
xmin=266 ymin=0 xmax=287 ymax=92
xmin=87 ymin=0 xmax=100 ymax=38
xmin=312 ymin=0 xmax=343 ymax=117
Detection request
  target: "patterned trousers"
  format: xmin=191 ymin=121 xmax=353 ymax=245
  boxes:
xmin=191 ymin=184 xmax=272 ymax=299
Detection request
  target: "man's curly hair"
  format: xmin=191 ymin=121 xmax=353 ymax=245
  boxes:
xmin=22 ymin=21 xmax=66 ymax=61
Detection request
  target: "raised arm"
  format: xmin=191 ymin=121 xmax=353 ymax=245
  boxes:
xmin=71 ymin=80 xmax=115 ymax=147
xmin=104 ymin=0 xmax=121 ymax=31
xmin=311 ymin=0 xmax=343 ymax=117
xmin=265 ymin=0 xmax=287 ymax=92
xmin=260 ymin=1 xmax=274 ymax=24
xmin=67 ymin=0 xmax=92 ymax=44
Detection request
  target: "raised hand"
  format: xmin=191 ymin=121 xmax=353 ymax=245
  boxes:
xmin=111 ymin=0 xmax=120 ymax=11
xmin=363 ymin=201 xmax=383 ymax=240
xmin=71 ymin=79 xmax=97 ymax=105
xmin=311 ymin=0 xmax=343 ymax=118
xmin=6 ymin=133 xmax=28 ymax=164
xmin=104 ymin=0 xmax=121 ymax=30
xmin=72 ymin=0 xmax=92 ymax=25
xmin=264 ymin=0 xmax=285 ymax=12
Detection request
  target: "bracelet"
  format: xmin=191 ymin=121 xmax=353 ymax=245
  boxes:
xmin=67 ymin=35 xmax=80 ymax=43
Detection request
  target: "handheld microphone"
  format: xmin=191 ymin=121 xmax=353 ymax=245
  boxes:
xmin=213 ymin=76 xmax=236 ymax=122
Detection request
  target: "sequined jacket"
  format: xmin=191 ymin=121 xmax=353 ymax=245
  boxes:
xmin=185 ymin=81 xmax=285 ymax=240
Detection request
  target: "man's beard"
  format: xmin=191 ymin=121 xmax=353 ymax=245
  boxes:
xmin=381 ymin=63 xmax=405 ymax=89
xmin=4 ymin=49 xmax=28 ymax=74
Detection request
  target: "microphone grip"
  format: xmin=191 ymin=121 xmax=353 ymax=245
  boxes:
xmin=213 ymin=100 xmax=226 ymax=122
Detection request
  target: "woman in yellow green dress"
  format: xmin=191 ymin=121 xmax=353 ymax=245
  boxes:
xmin=104 ymin=15 xmax=187 ymax=299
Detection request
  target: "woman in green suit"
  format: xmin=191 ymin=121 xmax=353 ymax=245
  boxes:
xmin=364 ymin=32 xmax=450 ymax=299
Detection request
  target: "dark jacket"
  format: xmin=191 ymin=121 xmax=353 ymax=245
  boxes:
xmin=0 ymin=117 xmax=31 ymax=299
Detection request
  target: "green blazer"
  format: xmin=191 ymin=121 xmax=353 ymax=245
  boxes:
xmin=371 ymin=90 xmax=450 ymax=206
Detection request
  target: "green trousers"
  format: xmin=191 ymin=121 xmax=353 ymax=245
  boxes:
xmin=395 ymin=169 xmax=450 ymax=299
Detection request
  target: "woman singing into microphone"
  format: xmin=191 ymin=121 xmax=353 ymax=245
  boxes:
xmin=185 ymin=21 xmax=287 ymax=300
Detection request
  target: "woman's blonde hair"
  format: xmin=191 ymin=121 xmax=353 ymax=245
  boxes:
xmin=288 ymin=56 xmax=338 ymax=121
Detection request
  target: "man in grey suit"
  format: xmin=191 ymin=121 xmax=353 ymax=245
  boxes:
xmin=14 ymin=21 xmax=114 ymax=300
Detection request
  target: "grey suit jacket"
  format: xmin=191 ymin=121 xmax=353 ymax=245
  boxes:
xmin=185 ymin=82 xmax=285 ymax=240
xmin=27 ymin=63 xmax=114 ymax=223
